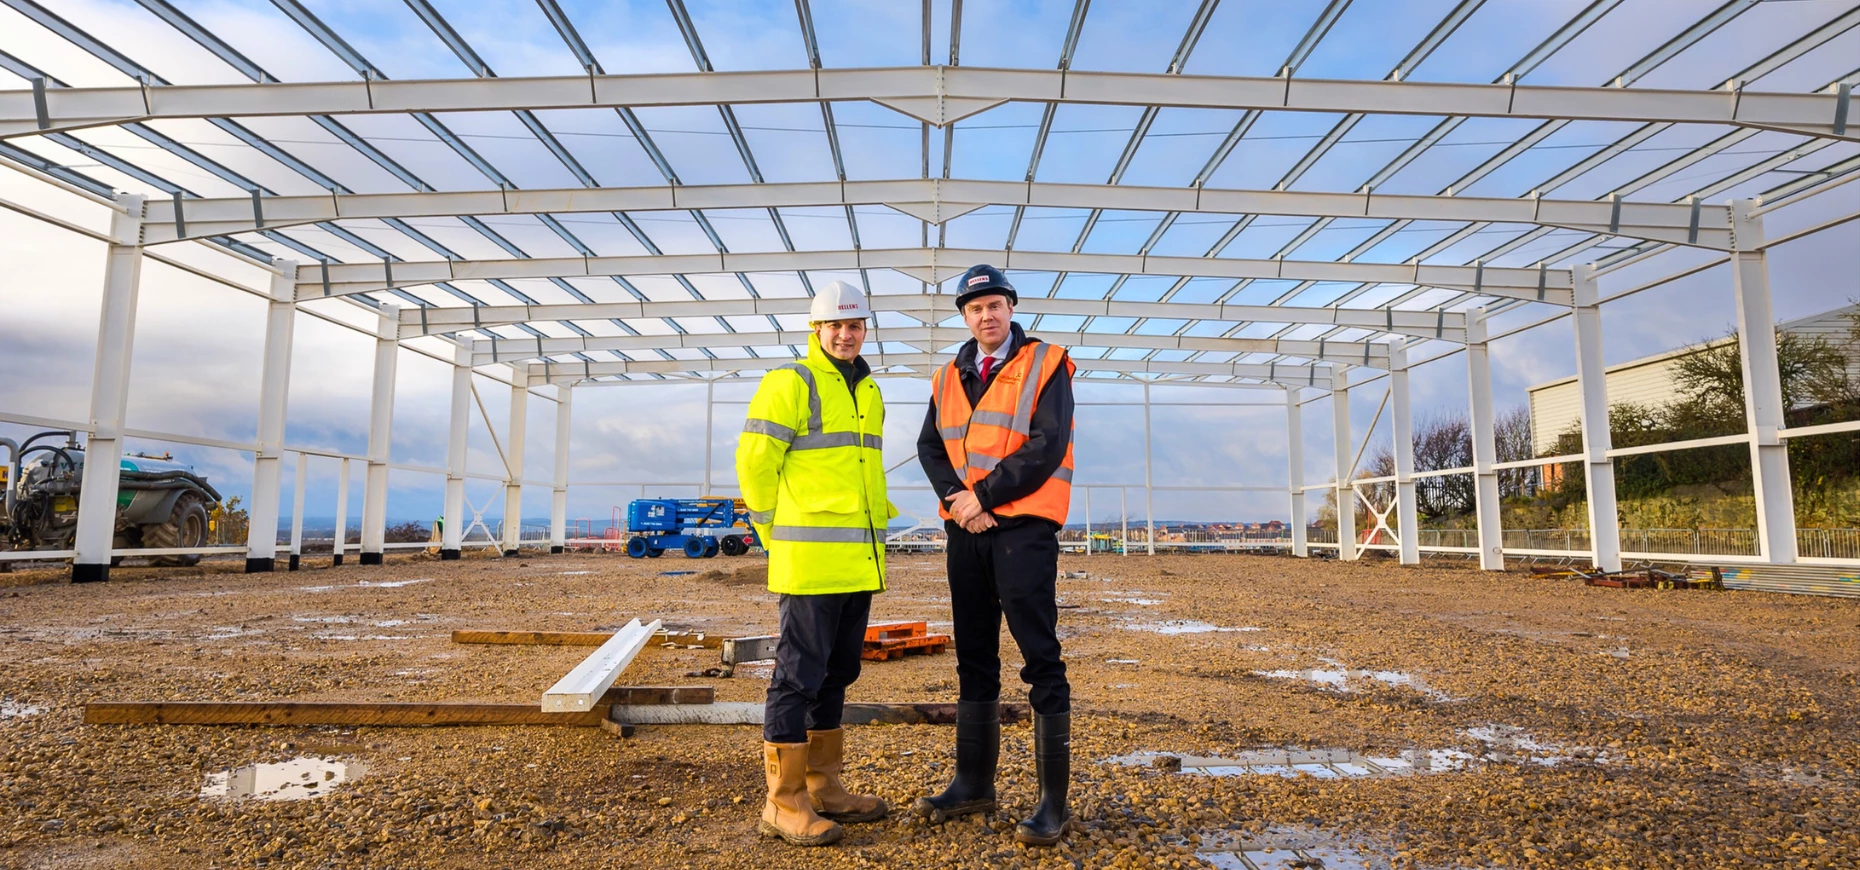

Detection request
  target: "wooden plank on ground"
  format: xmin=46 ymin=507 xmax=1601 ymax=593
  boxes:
xmin=85 ymin=702 xmax=610 ymax=727
xmin=608 ymin=702 xmax=1030 ymax=726
xmin=451 ymin=629 xmax=724 ymax=649
xmin=541 ymin=618 xmax=662 ymax=713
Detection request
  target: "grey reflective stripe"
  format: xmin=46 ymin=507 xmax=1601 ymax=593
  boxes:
xmin=1010 ymin=343 xmax=1050 ymax=435
xmin=862 ymin=434 xmax=882 ymax=449
xmin=742 ymin=417 xmax=796 ymax=443
xmin=938 ymin=425 xmax=966 ymax=441
xmin=969 ymin=410 xmax=1015 ymax=429
xmin=1050 ymin=465 xmax=1074 ymax=483
xmin=778 ymin=363 xmax=823 ymax=435
xmin=771 ymin=525 xmax=875 ymax=544
xmin=749 ymin=509 xmax=774 ymax=525
xmin=969 ymin=453 xmax=1001 ymax=472
xmin=791 ymin=431 xmax=862 ymax=451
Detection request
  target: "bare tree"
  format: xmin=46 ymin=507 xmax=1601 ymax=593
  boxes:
xmin=1494 ymin=405 xmax=1534 ymax=498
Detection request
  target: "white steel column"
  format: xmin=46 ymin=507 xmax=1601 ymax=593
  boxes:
xmin=1286 ymin=387 xmax=1308 ymax=558
xmin=1120 ymin=489 xmax=1128 ymax=558
xmin=244 ymin=261 xmax=297 ymax=573
xmin=1389 ymin=341 xmax=1419 ymax=565
xmin=289 ymin=453 xmax=306 ymax=571
xmin=71 ymin=193 xmax=145 ymax=584
xmin=332 ymin=457 xmax=350 ymax=565
xmin=1572 ymin=266 xmax=1621 ymax=572
xmin=1331 ymin=368 xmax=1357 ymax=561
xmin=550 ymin=384 xmax=571 ymax=554
xmin=359 ymin=305 xmax=399 ymax=565
xmin=1466 ymin=308 xmax=1505 ymax=570
xmin=502 ymin=364 xmax=528 ymax=557
xmin=441 ymin=346 xmax=470 ymax=560
xmin=1143 ymin=381 xmax=1156 ymax=556
xmin=703 ymin=378 xmax=715 ymax=494
xmin=1730 ymin=200 xmax=1797 ymax=563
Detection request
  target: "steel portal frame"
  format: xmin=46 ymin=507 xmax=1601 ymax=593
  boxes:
xmin=2 ymin=0 xmax=1857 ymax=582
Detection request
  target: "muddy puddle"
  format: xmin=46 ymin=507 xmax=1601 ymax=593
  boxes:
xmin=300 ymin=578 xmax=433 ymax=592
xmin=201 ymin=756 xmax=366 ymax=801
xmin=1112 ymin=726 xmax=1602 ymax=780
xmin=1253 ymin=662 xmax=1456 ymax=701
xmin=1197 ymin=826 xmax=1397 ymax=869
xmin=3 ymin=699 xmax=44 ymax=719
xmin=1121 ymin=619 xmax=1264 ymax=635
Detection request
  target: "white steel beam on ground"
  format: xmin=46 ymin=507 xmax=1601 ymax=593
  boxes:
xmin=140 ymin=179 xmax=1733 ymax=249
xmin=522 ymin=353 xmax=1334 ymax=390
xmin=1465 ymin=309 xmax=1504 ymax=571
xmin=1572 ymin=269 xmax=1621 ymax=572
xmin=298 ymin=248 xmax=1573 ymax=306
xmin=1389 ymin=341 xmax=1419 ymax=565
xmin=8 ymin=66 xmax=1853 ymax=141
xmin=71 ymin=192 xmax=144 ymax=584
xmin=441 ymin=347 xmax=469 ymax=560
xmin=502 ymin=364 xmax=528 ymax=557
xmin=1143 ymin=382 xmax=1155 ymax=557
xmin=360 ymin=306 xmax=399 ymax=565
xmin=289 ymin=453 xmax=306 ymax=570
xmin=244 ymin=261 xmax=298 ymax=573
xmin=1730 ymin=201 xmax=1798 ymax=564
xmin=1286 ymin=387 xmax=1307 ymax=558
xmin=541 ymin=618 xmax=663 ymax=713
xmin=1332 ymin=368 xmax=1357 ymax=562
xmin=332 ymin=457 xmax=350 ymax=565
xmin=475 ymin=330 xmax=1391 ymax=369
xmin=412 ymin=299 xmax=1466 ymax=344
xmin=551 ymin=385 xmax=570 ymax=554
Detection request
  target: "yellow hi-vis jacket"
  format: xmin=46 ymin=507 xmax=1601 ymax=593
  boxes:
xmin=735 ymin=335 xmax=895 ymax=595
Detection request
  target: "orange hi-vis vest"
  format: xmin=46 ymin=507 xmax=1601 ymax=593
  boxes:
xmin=932 ymin=339 xmax=1076 ymax=525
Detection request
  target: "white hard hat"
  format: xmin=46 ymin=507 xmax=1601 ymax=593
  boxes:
xmin=809 ymin=280 xmax=871 ymax=323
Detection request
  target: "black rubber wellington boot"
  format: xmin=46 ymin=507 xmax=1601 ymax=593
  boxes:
xmin=1014 ymin=712 xmax=1071 ymax=845
xmin=913 ymin=700 xmax=999 ymax=822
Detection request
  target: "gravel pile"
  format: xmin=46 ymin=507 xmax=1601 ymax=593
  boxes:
xmin=1 ymin=551 xmax=1855 ymax=868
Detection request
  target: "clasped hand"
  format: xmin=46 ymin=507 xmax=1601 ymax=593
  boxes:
xmin=947 ymin=491 xmax=997 ymax=534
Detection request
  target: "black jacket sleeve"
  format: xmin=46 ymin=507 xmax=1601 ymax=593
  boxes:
xmin=972 ymin=360 xmax=1073 ymax=511
xmin=918 ymin=395 xmax=969 ymax=507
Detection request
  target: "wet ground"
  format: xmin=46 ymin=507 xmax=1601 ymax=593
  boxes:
xmin=0 ymin=551 xmax=1857 ymax=868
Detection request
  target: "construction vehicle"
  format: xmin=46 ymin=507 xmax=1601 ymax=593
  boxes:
xmin=1 ymin=430 xmax=222 ymax=566
xmin=621 ymin=497 xmax=760 ymax=559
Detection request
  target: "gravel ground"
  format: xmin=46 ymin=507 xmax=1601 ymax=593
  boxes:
xmin=0 ymin=550 xmax=1856 ymax=869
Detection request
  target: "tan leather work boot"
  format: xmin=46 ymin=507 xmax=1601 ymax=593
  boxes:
xmin=759 ymin=741 xmax=843 ymax=847
xmin=805 ymin=728 xmax=889 ymax=823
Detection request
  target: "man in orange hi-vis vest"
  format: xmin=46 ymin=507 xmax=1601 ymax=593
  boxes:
xmin=914 ymin=263 xmax=1075 ymax=847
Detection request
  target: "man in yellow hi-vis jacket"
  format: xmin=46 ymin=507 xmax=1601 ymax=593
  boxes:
xmin=736 ymin=279 xmax=894 ymax=848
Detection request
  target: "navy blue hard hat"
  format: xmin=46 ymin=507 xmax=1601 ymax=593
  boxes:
xmin=955 ymin=263 xmax=1018 ymax=309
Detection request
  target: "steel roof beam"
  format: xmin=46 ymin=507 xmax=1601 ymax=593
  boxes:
xmin=523 ymin=352 xmax=1335 ymax=389
xmin=297 ymin=246 xmax=1571 ymax=304
xmin=8 ymin=65 xmax=1854 ymax=141
xmin=144 ymin=178 xmax=1732 ymax=248
xmin=399 ymin=296 xmax=1466 ymax=342
xmin=471 ymin=328 xmax=1391 ymax=368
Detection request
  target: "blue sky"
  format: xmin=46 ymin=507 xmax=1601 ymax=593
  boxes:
xmin=1 ymin=0 xmax=1857 ymax=532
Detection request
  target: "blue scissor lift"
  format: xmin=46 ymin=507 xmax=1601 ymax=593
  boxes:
xmin=622 ymin=497 xmax=761 ymax=559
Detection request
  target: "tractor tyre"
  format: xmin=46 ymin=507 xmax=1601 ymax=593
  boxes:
xmin=719 ymin=535 xmax=745 ymax=557
xmin=645 ymin=547 xmax=663 ymax=558
xmin=144 ymin=493 xmax=210 ymax=567
xmin=625 ymin=537 xmax=649 ymax=559
xmin=683 ymin=537 xmax=708 ymax=559
xmin=702 ymin=536 xmax=720 ymax=558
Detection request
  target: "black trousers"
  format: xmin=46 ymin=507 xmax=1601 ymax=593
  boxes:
xmin=946 ymin=520 xmax=1070 ymax=715
xmin=764 ymin=591 xmax=872 ymax=743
